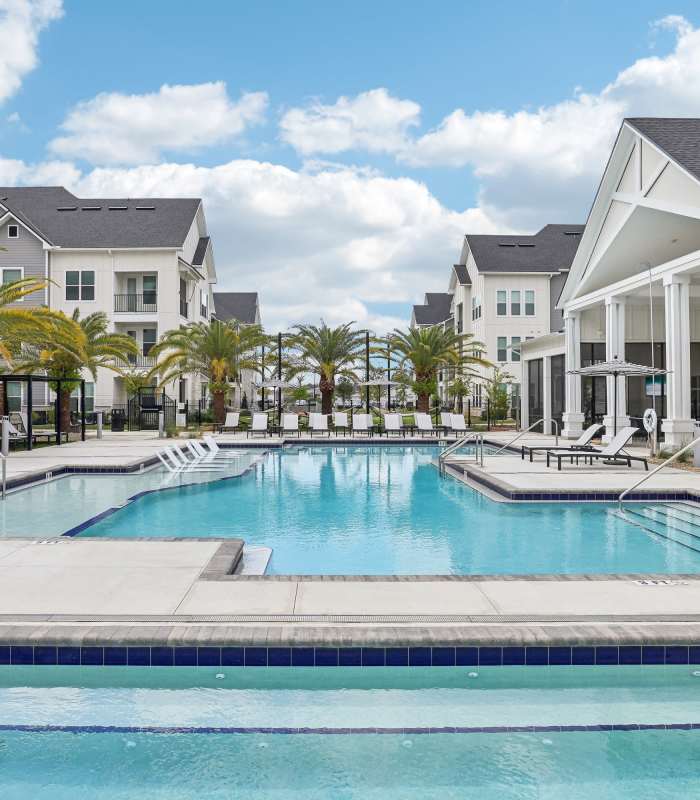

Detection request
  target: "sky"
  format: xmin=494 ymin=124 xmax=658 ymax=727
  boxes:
xmin=2 ymin=1 xmax=700 ymax=331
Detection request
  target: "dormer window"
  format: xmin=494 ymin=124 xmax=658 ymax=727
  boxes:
xmin=7 ymin=225 xmax=18 ymax=239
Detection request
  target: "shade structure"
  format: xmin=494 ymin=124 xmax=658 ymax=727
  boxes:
xmin=567 ymin=357 xmax=668 ymax=437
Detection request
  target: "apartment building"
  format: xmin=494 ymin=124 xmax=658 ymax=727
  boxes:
xmin=412 ymin=225 xmax=583 ymax=414
xmin=213 ymin=291 xmax=262 ymax=408
xmin=0 ymin=186 xmax=217 ymax=412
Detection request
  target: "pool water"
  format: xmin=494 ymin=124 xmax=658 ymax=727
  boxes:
xmin=0 ymin=666 xmax=698 ymax=798
xmin=78 ymin=445 xmax=700 ymax=575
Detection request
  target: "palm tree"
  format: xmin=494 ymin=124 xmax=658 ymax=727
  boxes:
xmin=448 ymin=375 xmax=471 ymax=413
xmin=151 ymin=319 xmax=267 ymax=424
xmin=16 ymin=310 xmax=138 ymax=432
xmin=387 ymin=326 xmax=491 ymax=413
xmin=0 ymin=276 xmax=56 ymax=362
xmin=288 ymin=322 xmax=367 ymax=414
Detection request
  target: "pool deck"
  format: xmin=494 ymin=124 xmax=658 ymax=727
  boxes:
xmin=8 ymin=429 xmax=700 ymax=649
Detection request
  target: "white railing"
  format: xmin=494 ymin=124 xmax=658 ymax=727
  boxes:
xmin=618 ymin=434 xmax=700 ymax=511
xmin=438 ymin=432 xmax=484 ymax=474
xmin=491 ymin=418 xmax=559 ymax=456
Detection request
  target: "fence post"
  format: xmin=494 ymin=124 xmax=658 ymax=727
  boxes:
xmin=467 ymin=399 xmax=471 ymax=428
xmin=96 ymin=411 xmax=103 ymax=439
xmin=487 ymin=399 xmax=491 ymax=431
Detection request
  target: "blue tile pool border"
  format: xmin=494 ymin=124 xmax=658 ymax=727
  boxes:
xmin=2 ymin=644 xmax=700 ymax=668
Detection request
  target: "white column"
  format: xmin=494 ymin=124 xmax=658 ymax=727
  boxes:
xmin=562 ymin=310 xmax=584 ymax=438
xmin=542 ymin=355 xmax=552 ymax=435
xmin=603 ymin=295 xmax=630 ymax=441
xmin=520 ymin=359 xmax=529 ymax=429
xmin=662 ymin=274 xmax=694 ymax=447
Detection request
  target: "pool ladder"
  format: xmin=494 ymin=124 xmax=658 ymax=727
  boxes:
xmin=438 ymin=432 xmax=484 ymax=475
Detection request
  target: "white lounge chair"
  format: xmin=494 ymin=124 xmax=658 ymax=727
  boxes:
xmin=352 ymin=413 xmax=373 ymax=437
xmin=450 ymin=413 xmax=467 ymax=433
xmin=333 ymin=411 xmax=349 ymax=435
xmin=383 ymin=413 xmax=405 ymax=437
xmin=440 ymin=412 xmax=453 ymax=432
xmin=220 ymin=411 xmax=240 ymax=432
xmin=414 ymin=413 xmax=436 ymax=437
xmin=247 ymin=413 xmax=269 ymax=438
xmin=522 ymin=423 xmax=602 ymax=462
xmin=202 ymin=434 xmax=243 ymax=459
xmin=0 ymin=416 xmax=27 ymax=446
xmin=167 ymin=444 xmax=225 ymax=472
xmin=546 ymin=426 xmax=647 ymax=471
xmin=309 ymin=413 xmax=330 ymax=437
xmin=282 ymin=413 xmax=300 ymax=437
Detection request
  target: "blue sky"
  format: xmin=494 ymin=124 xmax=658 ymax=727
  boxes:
xmin=2 ymin=1 xmax=700 ymax=329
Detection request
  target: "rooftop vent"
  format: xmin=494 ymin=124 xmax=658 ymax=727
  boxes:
xmin=56 ymin=206 xmax=77 ymax=211
xmin=135 ymin=205 xmax=155 ymax=210
xmin=564 ymin=231 xmax=582 ymax=235
xmin=108 ymin=205 xmax=128 ymax=211
xmin=517 ymin=243 xmax=535 ymax=247
xmin=498 ymin=242 xmax=516 ymax=247
xmin=81 ymin=206 xmax=101 ymax=211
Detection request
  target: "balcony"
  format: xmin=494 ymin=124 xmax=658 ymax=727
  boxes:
xmin=118 ymin=354 xmax=157 ymax=369
xmin=114 ymin=293 xmax=157 ymax=313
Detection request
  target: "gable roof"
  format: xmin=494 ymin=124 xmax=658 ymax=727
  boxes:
xmin=192 ymin=236 xmax=210 ymax=266
xmin=625 ymin=118 xmax=700 ymax=182
xmin=213 ymin=292 xmax=259 ymax=324
xmin=0 ymin=186 xmax=200 ymax=248
xmin=465 ymin=224 xmax=584 ymax=273
xmin=452 ymin=264 xmax=471 ymax=285
xmin=412 ymin=292 xmax=453 ymax=325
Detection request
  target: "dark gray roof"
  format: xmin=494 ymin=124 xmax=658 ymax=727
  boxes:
xmin=213 ymin=292 xmax=259 ymax=324
xmin=412 ymin=292 xmax=453 ymax=325
xmin=192 ymin=236 xmax=210 ymax=266
xmin=452 ymin=264 xmax=471 ymax=285
xmin=0 ymin=186 xmax=200 ymax=248
xmin=465 ymin=224 xmax=584 ymax=273
xmin=625 ymin=118 xmax=700 ymax=182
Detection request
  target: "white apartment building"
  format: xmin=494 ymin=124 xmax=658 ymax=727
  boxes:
xmin=0 ymin=186 xmax=217 ymax=414
xmin=412 ymin=225 xmax=583 ymax=414
xmin=213 ymin=291 xmax=262 ymax=409
xmin=523 ymin=118 xmax=700 ymax=447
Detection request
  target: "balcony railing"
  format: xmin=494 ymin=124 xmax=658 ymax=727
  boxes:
xmin=114 ymin=293 xmax=157 ymax=313
xmin=117 ymin=354 xmax=157 ymax=369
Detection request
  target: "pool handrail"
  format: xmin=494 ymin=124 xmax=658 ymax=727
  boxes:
xmin=438 ymin=432 xmax=484 ymax=473
xmin=618 ymin=434 xmax=700 ymax=511
xmin=491 ymin=418 xmax=559 ymax=456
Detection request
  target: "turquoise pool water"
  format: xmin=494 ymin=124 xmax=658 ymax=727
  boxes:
xmin=0 ymin=666 xmax=698 ymax=798
xmin=78 ymin=445 xmax=700 ymax=575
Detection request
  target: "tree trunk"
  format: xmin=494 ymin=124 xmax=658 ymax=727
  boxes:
xmin=319 ymin=376 xmax=334 ymax=415
xmin=416 ymin=394 xmax=429 ymax=413
xmin=212 ymin=390 xmax=225 ymax=424
xmin=59 ymin=387 xmax=72 ymax=435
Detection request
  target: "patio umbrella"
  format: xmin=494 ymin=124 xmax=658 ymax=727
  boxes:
xmin=567 ymin=356 xmax=668 ymax=437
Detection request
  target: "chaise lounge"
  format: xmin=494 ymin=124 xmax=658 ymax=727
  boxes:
xmin=545 ymin=426 xmax=647 ymax=471
xmin=521 ymin=423 xmax=603 ymax=462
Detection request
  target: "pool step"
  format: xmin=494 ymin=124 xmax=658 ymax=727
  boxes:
xmin=614 ymin=505 xmax=700 ymax=554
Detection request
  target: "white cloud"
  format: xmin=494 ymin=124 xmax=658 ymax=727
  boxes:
xmin=49 ymin=82 xmax=268 ymax=165
xmin=0 ymin=0 xmax=62 ymax=104
xmin=62 ymin=158 xmax=501 ymax=331
xmin=0 ymin=154 xmax=79 ymax=185
xmin=279 ymin=88 xmax=420 ymax=156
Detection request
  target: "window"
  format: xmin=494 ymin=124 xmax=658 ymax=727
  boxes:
xmin=496 ymin=290 xmax=507 ymax=316
xmin=142 ymin=328 xmax=157 ymax=357
xmin=6 ymin=382 xmax=21 ymax=412
xmin=2 ymin=268 xmax=23 ymax=287
xmin=7 ymin=225 xmax=18 ymax=239
xmin=525 ymin=290 xmax=535 ymax=316
xmin=456 ymin=302 xmax=463 ymax=334
xmin=178 ymin=378 xmax=187 ymax=403
xmin=511 ymin=336 xmax=521 ymax=362
xmin=143 ymin=275 xmax=157 ymax=307
xmin=497 ymin=336 xmax=508 ymax=362
xmin=473 ymin=383 xmax=482 ymax=408
xmin=471 ymin=295 xmax=482 ymax=321
xmin=200 ymin=288 xmax=208 ymax=318
xmin=66 ymin=270 xmax=95 ymax=301
xmin=511 ymin=290 xmax=521 ymax=316
xmin=70 ymin=382 xmax=95 ymax=413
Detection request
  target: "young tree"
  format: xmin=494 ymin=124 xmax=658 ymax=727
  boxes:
xmin=335 ymin=378 xmax=354 ymax=408
xmin=485 ymin=366 xmax=514 ymax=421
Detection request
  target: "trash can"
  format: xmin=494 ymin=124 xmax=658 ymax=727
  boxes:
xmin=111 ymin=408 xmax=126 ymax=432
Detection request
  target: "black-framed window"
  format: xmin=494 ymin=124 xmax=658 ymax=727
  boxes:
xmin=7 ymin=224 xmax=18 ymax=239
xmin=66 ymin=270 xmax=95 ymax=301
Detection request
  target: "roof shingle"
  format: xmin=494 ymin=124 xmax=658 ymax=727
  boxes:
xmin=465 ymin=224 xmax=584 ymax=273
xmin=213 ymin=292 xmax=260 ymax=325
xmin=625 ymin=118 xmax=700 ymax=182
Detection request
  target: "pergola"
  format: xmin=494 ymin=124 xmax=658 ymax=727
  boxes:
xmin=0 ymin=374 xmax=87 ymax=450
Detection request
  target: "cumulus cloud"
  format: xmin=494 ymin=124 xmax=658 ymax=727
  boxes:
xmin=279 ymin=88 xmax=420 ymax=156
xmin=49 ymin=82 xmax=268 ymax=165
xmin=64 ymin=158 xmax=501 ymax=330
xmin=0 ymin=0 xmax=62 ymax=104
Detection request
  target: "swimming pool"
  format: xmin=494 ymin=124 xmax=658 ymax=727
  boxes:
xmin=72 ymin=445 xmax=700 ymax=575
xmin=0 ymin=665 xmax=698 ymax=798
